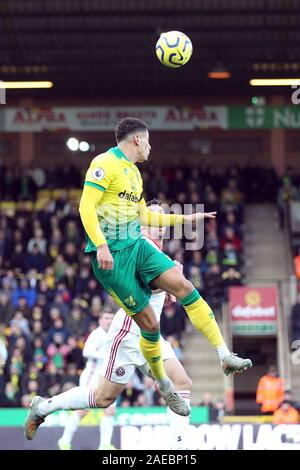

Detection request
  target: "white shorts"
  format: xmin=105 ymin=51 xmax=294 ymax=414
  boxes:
xmin=101 ymin=330 xmax=176 ymax=384
xmin=79 ymin=363 xmax=102 ymax=388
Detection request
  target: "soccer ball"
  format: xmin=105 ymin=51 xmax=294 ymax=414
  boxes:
xmin=155 ymin=31 xmax=193 ymax=68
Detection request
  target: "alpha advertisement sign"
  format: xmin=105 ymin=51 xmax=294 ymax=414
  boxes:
xmin=229 ymin=286 xmax=278 ymax=336
xmin=3 ymin=106 xmax=227 ymax=132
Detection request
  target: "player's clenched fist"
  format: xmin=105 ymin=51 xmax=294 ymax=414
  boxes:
xmin=97 ymin=244 xmax=114 ymax=270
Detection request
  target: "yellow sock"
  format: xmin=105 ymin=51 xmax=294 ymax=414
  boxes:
xmin=140 ymin=331 xmax=168 ymax=383
xmin=181 ymin=289 xmax=225 ymax=348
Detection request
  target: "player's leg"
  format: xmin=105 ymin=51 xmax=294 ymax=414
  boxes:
xmin=91 ymin=247 xmax=189 ymax=416
xmin=91 ymin=246 xmax=169 ymax=390
xmin=98 ymin=403 xmax=116 ymax=450
xmin=57 ymin=368 xmax=95 ymax=450
xmin=163 ymin=358 xmax=192 ymax=450
xmin=151 ymin=265 xmax=252 ymax=374
xmin=24 ymin=376 xmax=125 ymax=441
xmin=140 ymin=337 xmax=192 ymax=450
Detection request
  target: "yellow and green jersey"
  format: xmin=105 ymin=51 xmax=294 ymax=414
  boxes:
xmin=84 ymin=146 xmax=144 ymax=252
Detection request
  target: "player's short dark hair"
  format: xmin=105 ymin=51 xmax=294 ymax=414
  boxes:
xmin=115 ymin=117 xmax=148 ymax=143
xmin=146 ymin=198 xmax=163 ymax=207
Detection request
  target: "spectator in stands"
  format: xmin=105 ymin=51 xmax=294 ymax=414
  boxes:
xmin=222 ymin=242 xmax=240 ymax=267
xmin=13 ymin=296 xmax=31 ymax=320
xmin=63 ymin=242 xmax=79 ymax=267
xmin=272 ymin=400 xmax=299 ymax=424
xmin=203 ymin=185 xmax=219 ymax=213
xmin=61 ymin=363 xmax=79 ymax=389
xmin=66 ymin=336 xmax=84 ymax=370
xmin=185 ymin=251 xmax=207 ymax=278
xmin=25 ymin=244 xmax=47 ymax=273
xmin=221 ymin=211 xmax=241 ymax=238
xmin=282 ymin=390 xmax=300 ymax=412
xmin=32 ymin=336 xmax=48 ymax=370
xmin=53 ymin=255 xmax=67 ymax=281
xmin=26 ymin=379 xmax=41 ymax=400
xmin=204 ymin=264 xmax=223 ymax=312
xmin=215 ymin=399 xmax=227 ymax=422
xmin=291 ymin=293 xmax=300 ymax=344
xmin=205 ymin=228 xmax=220 ymax=252
xmin=221 ymin=179 xmax=242 ymax=213
xmin=46 ymin=332 xmax=70 ymax=369
xmin=66 ymin=308 xmax=86 ymax=337
xmin=0 ymin=292 xmax=14 ymax=325
xmin=256 ymin=365 xmax=284 ymax=415
xmin=49 ymin=293 xmax=69 ymax=319
xmin=0 ymin=381 xmax=21 ymax=407
xmin=82 ymin=278 xmax=102 ymax=304
xmin=20 ymin=394 xmax=32 ymax=409
xmin=37 ymin=280 xmax=54 ymax=304
xmin=277 ymin=177 xmax=298 ymax=228
xmin=205 ymin=249 xmax=220 ymax=267
xmin=160 ymin=304 xmax=185 ymax=342
xmin=166 ymin=335 xmax=183 ymax=361
xmin=46 ymin=318 xmax=69 ymax=346
xmin=10 ymin=311 xmax=31 ymax=339
xmin=142 ymin=376 xmax=155 ymax=406
xmin=21 ymin=364 xmax=41 ymax=396
xmin=0 ymin=324 xmax=7 ymax=367
xmin=27 ymin=228 xmax=47 ymax=255
xmin=187 ymin=265 xmax=204 ymax=293
xmin=199 ymin=392 xmax=218 ymax=422
xmin=12 ymin=279 xmax=36 ymax=309
xmin=44 ymin=362 xmax=63 ymax=397
xmin=10 ymin=243 xmax=26 ymax=272
xmin=31 ymin=320 xmax=44 ymax=338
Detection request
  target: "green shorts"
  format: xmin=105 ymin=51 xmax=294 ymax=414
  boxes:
xmin=91 ymin=237 xmax=175 ymax=315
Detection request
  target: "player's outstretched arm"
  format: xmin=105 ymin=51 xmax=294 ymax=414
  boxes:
xmin=138 ymin=198 xmax=216 ymax=227
xmin=184 ymin=211 xmax=217 ymax=222
xmin=138 ymin=198 xmax=185 ymax=227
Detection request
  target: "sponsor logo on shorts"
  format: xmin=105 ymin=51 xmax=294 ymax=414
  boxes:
xmin=115 ymin=367 xmax=126 ymax=377
xmin=124 ymin=295 xmax=137 ymax=307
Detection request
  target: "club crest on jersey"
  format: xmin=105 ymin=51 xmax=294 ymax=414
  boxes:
xmin=115 ymin=367 xmax=126 ymax=377
xmin=92 ymin=168 xmax=105 ymax=181
xmin=129 ymin=177 xmax=137 ymax=191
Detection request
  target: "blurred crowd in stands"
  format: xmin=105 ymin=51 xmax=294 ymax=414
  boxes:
xmin=0 ymin=160 xmax=297 ymax=411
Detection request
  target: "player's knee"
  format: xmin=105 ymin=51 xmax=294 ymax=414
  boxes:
xmin=142 ymin=320 xmax=160 ymax=334
xmin=174 ymin=276 xmax=194 ymax=298
xmin=184 ymin=375 xmax=193 ymax=391
xmin=94 ymin=390 xmax=114 ymax=409
xmin=148 ymin=322 xmax=160 ymax=333
xmin=175 ymin=375 xmax=192 ymax=391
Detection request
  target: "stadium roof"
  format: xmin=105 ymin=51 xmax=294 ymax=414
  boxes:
xmin=0 ymin=0 xmax=299 ymax=98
